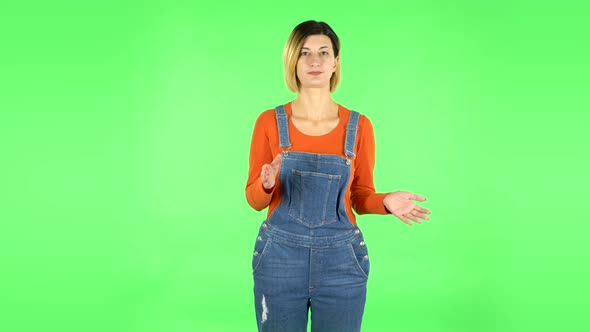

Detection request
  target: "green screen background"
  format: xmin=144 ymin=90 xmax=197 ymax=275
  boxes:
xmin=1 ymin=1 xmax=589 ymax=331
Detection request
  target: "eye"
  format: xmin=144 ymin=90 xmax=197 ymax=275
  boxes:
xmin=321 ymin=51 xmax=329 ymax=55
xmin=300 ymin=51 xmax=309 ymax=56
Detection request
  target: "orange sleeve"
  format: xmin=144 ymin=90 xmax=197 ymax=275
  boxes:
xmin=351 ymin=115 xmax=389 ymax=215
xmin=245 ymin=110 xmax=277 ymax=211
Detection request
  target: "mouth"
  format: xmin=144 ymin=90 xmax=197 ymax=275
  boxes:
xmin=308 ymin=71 xmax=322 ymax=75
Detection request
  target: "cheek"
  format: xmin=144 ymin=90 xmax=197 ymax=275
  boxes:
xmin=297 ymin=58 xmax=305 ymax=68
xmin=296 ymin=61 xmax=306 ymax=74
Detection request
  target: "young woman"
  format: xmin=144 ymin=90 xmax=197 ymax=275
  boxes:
xmin=245 ymin=20 xmax=431 ymax=332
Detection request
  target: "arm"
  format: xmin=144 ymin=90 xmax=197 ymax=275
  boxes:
xmin=245 ymin=111 xmax=277 ymax=211
xmin=351 ymin=115 xmax=431 ymax=225
xmin=350 ymin=115 xmax=389 ymax=215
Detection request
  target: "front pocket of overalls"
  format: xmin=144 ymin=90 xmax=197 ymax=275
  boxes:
xmin=349 ymin=239 xmax=370 ymax=279
xmin=252 ymin=231 xmax=271 ymax=273
xmin=287 ymin=169 xmax=342 ymax=227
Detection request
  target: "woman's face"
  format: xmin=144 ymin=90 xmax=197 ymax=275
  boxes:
xmin=296 ymin=34 xmax=339 ymax=90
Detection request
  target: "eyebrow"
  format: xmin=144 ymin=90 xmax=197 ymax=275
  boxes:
xmin=301 ymin=46 xmax=330 ymax=50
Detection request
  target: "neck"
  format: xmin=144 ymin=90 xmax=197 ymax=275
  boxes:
xmin=293 ymin=88 xmax=337 ymax=120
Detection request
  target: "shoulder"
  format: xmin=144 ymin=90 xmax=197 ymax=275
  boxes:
xmin=340 ymin=105 xmax=374 ymax=131
xmin=257 ymin=108 xmax=277 ymax=122
xmin=340 ymin=106 xmax=376 ymax=145
xmin=358 ymin=114 xmax=374 ymax=129
xmin=253 ymin=108 xmax=279 ymax=130
xmin=356 ymin=114 xmax=375 ymax=141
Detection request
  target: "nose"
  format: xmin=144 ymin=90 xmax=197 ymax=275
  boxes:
xmin=307 ymin=53 xmax=321 ymax=66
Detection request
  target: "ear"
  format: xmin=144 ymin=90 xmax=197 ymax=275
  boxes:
xmin=333 ymin=56 xmax=340 ymax=70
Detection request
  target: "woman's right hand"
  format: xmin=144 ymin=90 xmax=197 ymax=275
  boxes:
xmin=261 ymin=154 xmax=282 ymax=190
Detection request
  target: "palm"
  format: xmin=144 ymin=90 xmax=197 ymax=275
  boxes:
xmin=383 ymin=191 xmax=430 ymax=225
xmin=261 ymin=154 xmax=282 ymax=189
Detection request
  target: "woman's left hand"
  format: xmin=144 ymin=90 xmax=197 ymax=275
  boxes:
xmin=383 ymin=191 xmax=431 ymax=226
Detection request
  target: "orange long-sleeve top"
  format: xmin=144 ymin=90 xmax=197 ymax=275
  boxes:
xmin=245 ymin=102 xmax=389 ymax=225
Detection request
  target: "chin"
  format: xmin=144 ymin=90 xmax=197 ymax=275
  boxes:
xmin=300 ymin=82 xmax=330 ymax=89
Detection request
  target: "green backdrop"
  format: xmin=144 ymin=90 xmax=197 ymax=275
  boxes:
xmin=1 ymin=1 xmax=589 ymax=331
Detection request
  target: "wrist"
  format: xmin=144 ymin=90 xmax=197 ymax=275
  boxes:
xmin=262 ymin=182 xmax=275 ymax=193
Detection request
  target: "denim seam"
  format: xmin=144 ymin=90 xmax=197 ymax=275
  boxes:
xmin=321 ymin=177 xmax=331 ymax=222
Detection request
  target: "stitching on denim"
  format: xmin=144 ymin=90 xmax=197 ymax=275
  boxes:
xmin=288 ymin=170 xmax=342 ymax=227
xmin=348 ymin=243 xmax=369 ymax=279
xmin=253 ymin=239 xmax=272 ymax=274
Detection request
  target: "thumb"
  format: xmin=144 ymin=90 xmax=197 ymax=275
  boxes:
xmin=271 ymin=153 xmax=282 ymax=169
xmin=411 ymin=194 xmax=426 ymax=201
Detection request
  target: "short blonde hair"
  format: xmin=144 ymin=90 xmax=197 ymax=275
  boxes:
xmin=283 ymin=20 xmax=341 ymax=92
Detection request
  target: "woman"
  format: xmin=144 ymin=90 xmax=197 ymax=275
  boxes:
xmin=245 ymin=20 xmax=431 ymax=332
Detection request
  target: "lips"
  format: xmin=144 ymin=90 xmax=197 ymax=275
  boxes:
xmin=308 ymin=71 xmax=322 ymax=75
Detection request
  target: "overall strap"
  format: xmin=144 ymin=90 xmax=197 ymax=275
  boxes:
xmin=344 ymin=111 xmax=360 ymax=158
xmin=274 ymin=105 xmax=291 ymax=148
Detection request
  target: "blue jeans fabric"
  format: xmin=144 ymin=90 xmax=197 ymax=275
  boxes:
xmin=253 ymin=222 xmax=369 ymax=332
xmin=252 ymin=105 xmax=369 ymax=332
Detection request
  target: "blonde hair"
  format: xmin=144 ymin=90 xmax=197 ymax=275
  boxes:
xmin=283 ymin=20 xmax=341 ymax=92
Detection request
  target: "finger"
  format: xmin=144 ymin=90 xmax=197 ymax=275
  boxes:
xmin=261 ymin=166 xmax=275 ymax=189
xmin=271 ymin=154 xmax=282 ymax=169
xmin=413 ymin=211 xmax=430 ymax=221
xmin=261 ymin=165 xmax=268 ymax=179
xmin=414 ymin=206 xmax=431 ymax=214
xmin=406 ymin=214 xmax=421 ymax=224
xmin=261 ymin=165 xmax=273 ymax=183
xmin=411 ymin=194 xmax=426 ymax=202
xmin=394 ymin=212 xmax=412 ymax=226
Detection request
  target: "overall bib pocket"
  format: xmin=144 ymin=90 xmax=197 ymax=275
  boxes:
xmin=287 ymin=169 xmax=342 ymax=228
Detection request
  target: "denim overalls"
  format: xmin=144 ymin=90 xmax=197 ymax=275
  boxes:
xmin=252 ymin=105 xmax=370 ymax=332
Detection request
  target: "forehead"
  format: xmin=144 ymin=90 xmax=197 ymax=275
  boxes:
xmin=302 ymin=34 xmax=333 ymax=48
